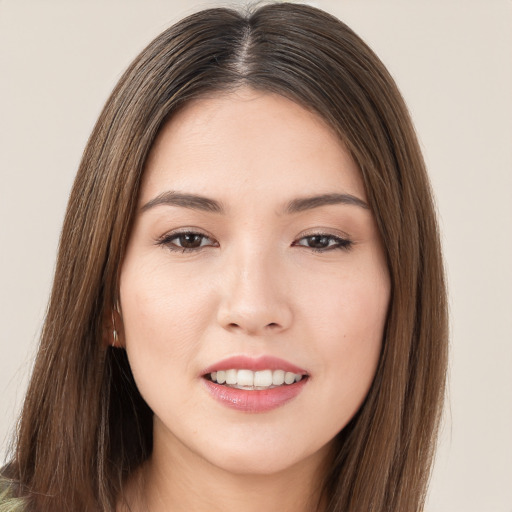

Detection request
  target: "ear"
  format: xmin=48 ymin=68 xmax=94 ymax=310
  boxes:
xmin=102 ymin=307 xmax=125 ymax=348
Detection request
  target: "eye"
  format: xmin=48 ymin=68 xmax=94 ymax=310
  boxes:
xmin=157 ymin=231 xmax=218 ymax=253
xmin=293 ymin=233 xmax=353 ymax=252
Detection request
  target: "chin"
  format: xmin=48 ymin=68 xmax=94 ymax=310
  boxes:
xmin=212 ymin=454 xmax=301 ymax=477
xmin=200 ymin=437 xmax=332 ymax=478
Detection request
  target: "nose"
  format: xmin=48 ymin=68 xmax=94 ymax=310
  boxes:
xmin=216 ymin=247 xmax=293 ymax=336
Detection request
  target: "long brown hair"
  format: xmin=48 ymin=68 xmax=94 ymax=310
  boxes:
xmin=4 ymin=3 xmax=448 ymax=511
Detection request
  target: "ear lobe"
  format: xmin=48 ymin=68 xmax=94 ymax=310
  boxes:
xmin=102 ymin=308 xmax=125 ymax=348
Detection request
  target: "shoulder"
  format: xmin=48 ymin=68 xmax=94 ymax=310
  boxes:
xmin=0 ymin=478 xmax=27 ymax=512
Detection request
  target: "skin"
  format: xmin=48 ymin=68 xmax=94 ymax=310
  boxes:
xmin=118 ymin=88 xmax=390 ymax=512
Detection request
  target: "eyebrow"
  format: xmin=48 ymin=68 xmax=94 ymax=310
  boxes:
xmin=141 ymin=191 xmax=224 ymax=214
xmin=140 ymin=191 xmax=369 ymax=215
xmin=284 ymin=193 xmax=369 ymax=213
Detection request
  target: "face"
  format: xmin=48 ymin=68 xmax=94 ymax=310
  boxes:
xmin=119 ymin=88 xmax=390 ymax=476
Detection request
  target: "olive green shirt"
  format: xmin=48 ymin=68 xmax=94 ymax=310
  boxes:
xmin=0 ymin=479 xmax=26 ymax=512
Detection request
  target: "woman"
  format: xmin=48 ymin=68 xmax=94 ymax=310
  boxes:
xmin=0 ymin=2 xmax=448 ymax=511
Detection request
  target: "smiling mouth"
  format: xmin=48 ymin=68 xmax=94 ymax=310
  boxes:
xmin=205 ymin=369 xmax=306 ymax=390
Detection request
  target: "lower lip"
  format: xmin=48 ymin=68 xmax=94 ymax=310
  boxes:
xmin=203 ymin=378 xmax=308 ymax=413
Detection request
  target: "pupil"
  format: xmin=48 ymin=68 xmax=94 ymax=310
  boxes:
xmin=309 ymin=235 xmax=328 ymax=248
xmin=181 ymin=234 xmax=201 ymax=248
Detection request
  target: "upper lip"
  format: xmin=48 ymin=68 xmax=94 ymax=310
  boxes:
xmin=201 ymin=355 xmax=308 ymax=376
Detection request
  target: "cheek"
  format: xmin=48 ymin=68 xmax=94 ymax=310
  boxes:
xmin=303 ymin=253 xmax=389 ymax=344
xmin=118 ymin=261 xmax=219 ymax=422
xmin=301 ymin=259 xmax=389 ymax=423
xmin=322 ymin=287 xmax=387 ymax=382
xmin=118 ymin=259 xmax=215 ymax=384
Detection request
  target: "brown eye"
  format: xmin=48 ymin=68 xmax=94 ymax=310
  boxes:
xmin=157 ymin=231 xmax=218 ymax=253
xmin=294 ymin=234 xmax=353 ymax=252
xmin=305 ymin=235 xmax=331 ymax=249
xmin=176 ymin=233 xmax=205 ymax=248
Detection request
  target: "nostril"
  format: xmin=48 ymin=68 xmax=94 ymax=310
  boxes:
xmin=225 ymin=321 xmax=280 ymax=333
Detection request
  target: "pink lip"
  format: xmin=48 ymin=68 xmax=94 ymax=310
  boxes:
xmin=201 ymin=355 xmax=307 ymax=375
xmin=203 ymin=378 xmax=308 ymax=413
xmin=201 ymin=355 xmax=309 ymax=413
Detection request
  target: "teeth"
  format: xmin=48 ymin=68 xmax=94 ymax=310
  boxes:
xmin=272 ymin=369 xmax=285 ymax=386
xmin=225 ymin=369 xmax=237 ymax=385
xmin=284 ymin=372 xmax=296 ymax=385
xmin=237 ymin=369 xmax=254 ymax=387
xmin=208 ymin=369 xmax=304 ymax=389
xmin=254 ymin=369 xmax=272 ymax=387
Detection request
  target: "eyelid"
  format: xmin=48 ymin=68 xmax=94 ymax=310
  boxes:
xmin=156 ymin=227 xmax=219 ymax=251
xmin=292 ymin=229 xmax=354 ymax=252
xmin=295 ymin=227 xmax=352 ymax=240
xmin=155 ymin=227 xmax=353 ymax=253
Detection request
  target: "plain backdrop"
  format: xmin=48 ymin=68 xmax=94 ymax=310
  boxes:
xmin=1 ymin=1 xmax=511 ymax=511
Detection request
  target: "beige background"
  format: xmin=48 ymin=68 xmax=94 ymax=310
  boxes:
xmin=1 ymin=1 xmax=511 ymax=510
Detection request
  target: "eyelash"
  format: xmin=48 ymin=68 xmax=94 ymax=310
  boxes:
xmin=157 ymin=230 xmax=353 ymax=253
xmin=292 ymin=233 xmax=353 ymax=252
xmin=156 ymin=231 xmax=219 ymax=253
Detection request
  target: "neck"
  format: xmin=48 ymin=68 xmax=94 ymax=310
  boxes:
xmin=120 ymin=431 xmax=330 ymax=512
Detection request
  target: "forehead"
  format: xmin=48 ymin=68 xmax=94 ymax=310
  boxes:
xmin=140 ymin=88 xmax=366 ymax=206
